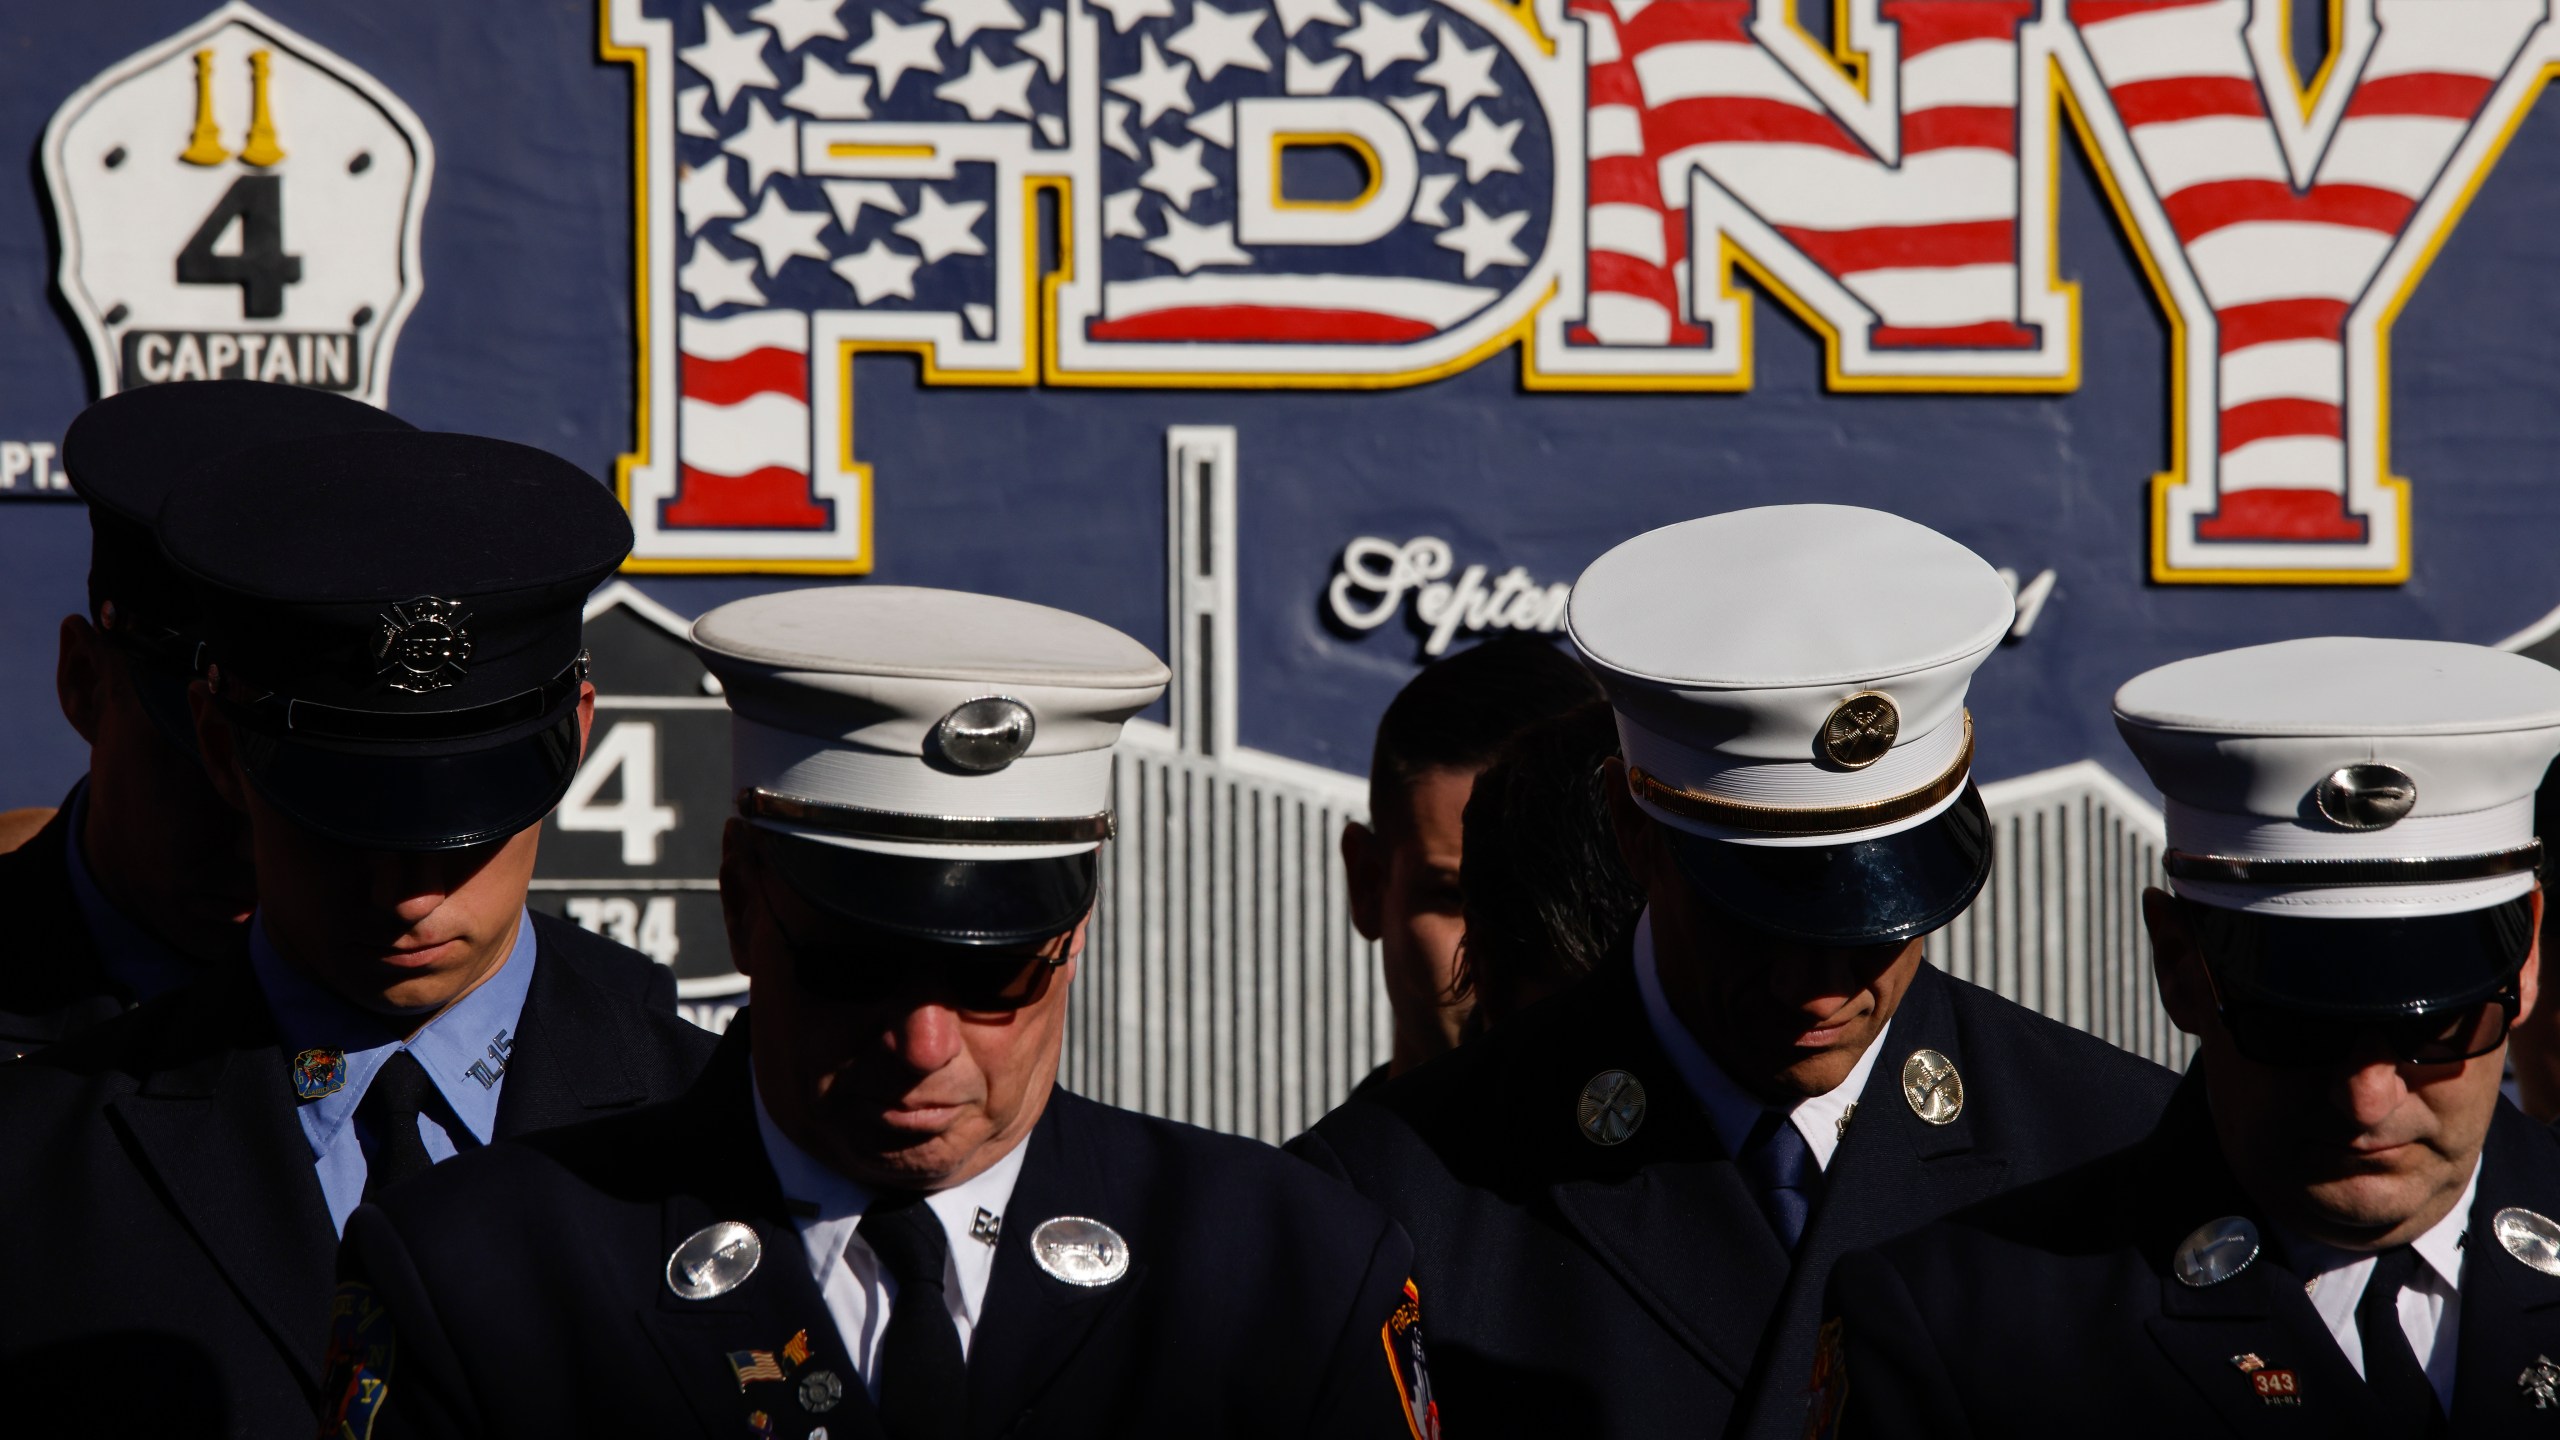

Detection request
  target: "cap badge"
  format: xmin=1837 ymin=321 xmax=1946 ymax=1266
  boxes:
xmin=2173 ymin=1216 xmax=2261 ymax=1287
xmin=1818 ymin=691 xmax=1900 ymax=770
xmin=291 ymin=1047 xmax=346 ymax=1100
xmin=665 ymin=1220 xmax=763 ymax=1300
xmin=1030 ymin=1216 xmax=1131 ymax=1287
xmin=1899 ymin=1049 xmax=1963 ymax=1125
xmin=2311 ymin=763 xmax=2417 ymax=831
xmin=1577 ymin=1069 xmax=1646 ymax=1146
xmin=374 ymin=596 xmax=473 ymax=694
xmin=929 ymin=696 xmax=1037 ymax=773
xmin=2495 ymin=1207 xmax=2560 ymax=1277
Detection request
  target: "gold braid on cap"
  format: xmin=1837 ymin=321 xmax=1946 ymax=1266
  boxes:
xmin=1627 ymin=713 xmax=1974 ymax=837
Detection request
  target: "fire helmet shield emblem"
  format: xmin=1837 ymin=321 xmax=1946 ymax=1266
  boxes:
xmin=376 ymin=597 xmax=473 ymax=694
xmin=41 ymin=2 xmax=433 ymax=407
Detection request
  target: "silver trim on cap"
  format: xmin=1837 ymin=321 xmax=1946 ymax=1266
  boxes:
xmin=738 ymin=787 xmax=1116 ymax=845
xmin=2161 ymin=841 xmax=2542 ymax=888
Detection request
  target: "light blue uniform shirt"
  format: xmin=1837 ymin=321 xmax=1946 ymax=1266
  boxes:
xmin=249 ymin=910 xmax=540 ymax=1234
xmin=61 ymin=779 xmax=202 ymax=1007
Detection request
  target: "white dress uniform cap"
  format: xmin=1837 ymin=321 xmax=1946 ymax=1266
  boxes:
xmin=2116 ymin=636 xmax=2560 ymax=918
xmin=691 ymin=586 xmax=1168 ymax=946
xmin=1568 ymin=505 xmax=2014 ymax=946
xmin=2115 ymin=637 xmax=2560 ymax=1017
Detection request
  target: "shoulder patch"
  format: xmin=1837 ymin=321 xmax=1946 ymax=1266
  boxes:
xmin=322 ymin=1279 xmax=396 ymax=1440
xmin=1803 ymin=1316 xmax=1848 ymax=1440
xmin=1381 ymin=1277 xmax=1441 ymax=1440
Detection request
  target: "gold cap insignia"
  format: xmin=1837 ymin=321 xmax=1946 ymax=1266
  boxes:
xmin=1819 ymin=692 xmax=1900 ymax=770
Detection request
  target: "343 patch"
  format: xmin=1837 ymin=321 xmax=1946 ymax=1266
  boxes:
xmin=1803 ymin=1317 xmax=1848 ymax=1440
xmin=1381 ymin=1278 xmax=1440 ymax=1440
xmin=321 ymin=1280 xmax=396 ymax=1440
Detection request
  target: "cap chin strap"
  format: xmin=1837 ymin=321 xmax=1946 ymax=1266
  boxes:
xmin=2162 ymin=842 xmax=2543 ymax=888
xmin=738 ymin=787 xmax=1115 ymax=846
xmin=1629 ymin=713 xmax=1974 ymax=837
xmin=216 ymin=652 xmax=590 ymax=743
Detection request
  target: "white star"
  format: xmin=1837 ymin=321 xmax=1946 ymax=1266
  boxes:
xmin=1102 ymin=99 xmax=1142 ymax=160
xmin=1169 ymin=1 xmax=1271 ymax=82
xmin=679 ymin=157 xmax=748 ymax=233
xmin=1146 ymin=210 xmax=1251 ymax=272
xmin=730 ymin=187 xmax=834 ymax=275
xmin=750 ymin=0 xmax=848 ymax=50
xmin=680 ymin=240 xmax=767 ymax=309
xmin=1016 ymin=5 xmax=1067 ymax=81
xmin=1104 ymin=188 xmax=1151 ymax=239
xmin=936 ymin=48 xmax=1038 ymax=121
xmin=722 ymin=98 xmax=801 ymax=194
xmin=683 ymin=7 xmax=778 ymax=110
xmin=1434 ymin=198 xmax=1527 ymax=277
xmin=1387 ymin=91 xmax=1439 ymax=152
xmin=851 ymin=12 xmax=947 ymax=101
xmin=1445 ymin=105 xmax=1522 ymax=184
xmin=833 ymin=239 xmax=922 ymax=303
xmin=1140 ymin=136 xmax=1218 ymax=213
xmin=896 ymin=185 xmax=988 ymax=263
xmin=925 ymin=0 xmax=1024 ymax=45
xmin=1088 ymin=0 xmax=1176 ymax=33
xmin=1334 ymin=2 xmax=1429 ymax=79
xmin=1273 ymin=0 xmax=1351 ymax=36
xmin=1416 ymin=23 xmax=1499 ymax=119
xmin=1285 ymin=43 xmax=1349 ymax=95
xmin=785 ymin=54 xmax=873 ymax=118
xmin=677 ymin=85 xmax=720 ymax=139
xmin=1108 ymin=36 xmax=1195 ymax=128
xmin=1410 ymin=170 xmax=1457 ymax=226
xmin=821 ymin=178 xmax=905 ymax=231
xmin=1188 ymin=101 xmax=1235 ymax=148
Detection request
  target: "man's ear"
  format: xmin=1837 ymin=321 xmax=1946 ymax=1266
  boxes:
xmin=188 ymin=680 xmax=252 ymax=815
xmin=719 ymin=817 xmax=758 ymax=979
xmin=2519 ymin=886 xmax=2544 ymax=1027
xmin=1341 ymin=819 xmax=1384 ymax=941
xmin=2143 ymin=887 xmax=2216 ymax=1036
xmin=574 ymin=680 xmax=597 ymax=758
xmin=56 ymin=614 xmax=108 ymax=747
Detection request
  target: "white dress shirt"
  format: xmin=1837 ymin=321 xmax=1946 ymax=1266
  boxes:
xmin=1634 ymin=907 xmax=1888 ymax=1171
xmin=754 ymin=1081 xmax=1029 ymax=1399
xmin=2284 ymin=1159 xmax=2478 ymax=1414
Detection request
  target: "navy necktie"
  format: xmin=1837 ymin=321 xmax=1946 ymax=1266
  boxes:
xmin=860 ymin=1196 xmax=967 ymax=1440
xmin=1740 ymin=1109 xmax=1816 ymax=1253
xmin=357 ymin=1050 xmax=437 ymax=1201
xmin=2354 ymin=1245 xmax=2446 ymax=1437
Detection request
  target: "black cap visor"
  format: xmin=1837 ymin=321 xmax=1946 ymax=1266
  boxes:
xmin=1662 ymin=784 xmax=1994 ymax=947
xmin=2187 ymin=893 xmax=2534 ymax=1019
xmin=230 ymin=704 xmax=582 ymax=852
xmin=762 ymin=828 xmax=1098 ymax=949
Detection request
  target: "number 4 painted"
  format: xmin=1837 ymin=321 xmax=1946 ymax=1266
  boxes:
xmin=176 ymin=174 xmax=302 ymax=319
xmin=558 ymin=720 xmax=679 ymax=864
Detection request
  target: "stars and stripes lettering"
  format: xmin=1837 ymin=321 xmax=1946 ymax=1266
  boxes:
xmin=607 ymin=0 xmax=2560 ymax=581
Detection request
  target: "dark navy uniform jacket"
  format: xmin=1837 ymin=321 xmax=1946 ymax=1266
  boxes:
xmin=1291 ymin=946 xmax=2178 ymax=1440
xmin=0 ymin=794 xmax=121 ymax=1058
xmin=0 ymin=913 xmax=708 ymax=1440
xmin=1825 ymin=1069 xmax=2560 ymax=1438
xmin=333 ymin=1017 xmax=1436 ymax=1440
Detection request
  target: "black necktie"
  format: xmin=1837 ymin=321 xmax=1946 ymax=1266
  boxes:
xmin=860 ymin=1195 xmax=967 ymax=1440
xmin=1740 ymin=1110 xmax=1817 ymax=1253
xmin=2354 ymin=1245 xmax=2446 ymax=1437
xmin=356 ymin=1050 xmax=438 ymax=1201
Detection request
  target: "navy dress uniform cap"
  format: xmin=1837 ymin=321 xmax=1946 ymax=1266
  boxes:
xmin=2117 ymin=636 xmax=2560 ymax=1015
xmin=157 ymin=429 xmax=632 ymax=851
xmin=61 ymin=380 xmax=413 ymax=752
xmin=1567 ymin=505 xmax=2012 ymax=947
xmin=692 ymin=586 xmax=1169 ymax=947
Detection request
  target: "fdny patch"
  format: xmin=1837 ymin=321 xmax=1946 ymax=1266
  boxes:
xmin=1382 ymin=1277 xmax=1440 ymax=1440
xmin=320 ymin=1280 xmax=396 ymax=1440
xmin=1803 ymin=1317 xmax=1848 ymax=1440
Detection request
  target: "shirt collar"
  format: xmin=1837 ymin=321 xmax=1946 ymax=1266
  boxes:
xmin=2282 ymin=1154 xmax=2482 ymax=1295
xmin=61 ymin=778 xmax=200 ymax=1006
xmin=250 ymin=909 xmax=540 ymax=1157
xmin=753 ymin=1076 xmax=1031 ymax=1328
xmin=1634 ymin=906 xmax=1890 ymax=1170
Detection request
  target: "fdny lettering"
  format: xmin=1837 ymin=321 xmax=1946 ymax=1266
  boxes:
xmin=615 ymin=0 xmax=2560 ymax=582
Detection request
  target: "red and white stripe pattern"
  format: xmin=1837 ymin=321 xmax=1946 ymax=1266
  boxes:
xmin=2076 ymin=0 xmax=2537 ymax=541
xmin=1092 ymin=273 xmax=1502 ymax=343
xmin=672 ymin=311 xmax=828 ymax=530
xmin=1571 ymin=0 xmax=2036 ymax=350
